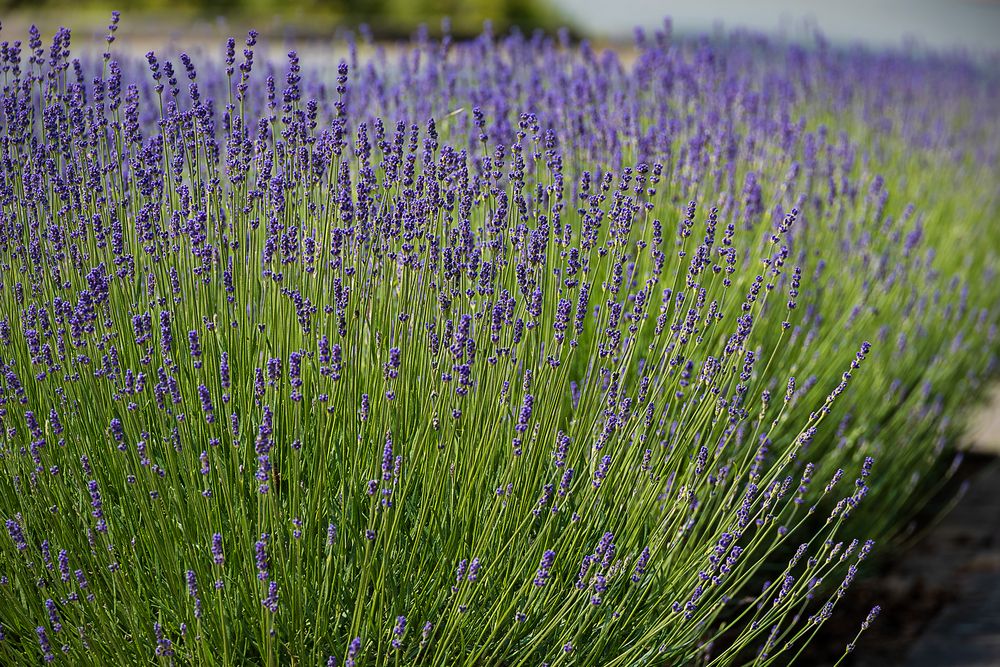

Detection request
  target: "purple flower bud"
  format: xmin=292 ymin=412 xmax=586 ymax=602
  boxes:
xmin=861 ymin=605 xmax=881 ymax=631
xmin=255 ymin=534 xmax=270 ymax=580
xmin=593 ymin=455 xmax=611 ymax=489
xmin=534 ymin=550 xmax=556 ymax=587
xmin=391 ymin=615 xmax=406 ymax=649
xmin=37 ymin=626 xmax=54 ymax=662
xmin=188 ymin=330 xmax=202 ymax=368
xmin=262 ymin=580 xmax=279 ymax=613
xmin=198 ymin=384 xmax=214 ymax=423
xmin=346 ymin=637 xmax=362 ymax=667
xmin=211 ymin=533 xmax=224 ymax=566
xmin=632 ymin=547 xmax=651 ymax=583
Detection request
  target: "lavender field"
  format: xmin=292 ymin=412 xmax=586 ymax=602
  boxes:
xmin=0 ymin=13 xmax=998 ymax=666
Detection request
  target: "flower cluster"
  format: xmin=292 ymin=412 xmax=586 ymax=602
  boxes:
xmin=0 ymin=14 xmax=996 ymax=666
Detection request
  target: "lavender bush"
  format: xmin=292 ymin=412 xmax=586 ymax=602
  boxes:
xmin=0 ymin=14 xmax=997 ymax=665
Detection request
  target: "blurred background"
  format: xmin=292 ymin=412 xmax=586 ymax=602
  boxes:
xmin=2 ymin=0 xmax=999 ymax=53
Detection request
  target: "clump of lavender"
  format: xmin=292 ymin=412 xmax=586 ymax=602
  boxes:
xmin=0 ymin=15 xmax=997 ymax=666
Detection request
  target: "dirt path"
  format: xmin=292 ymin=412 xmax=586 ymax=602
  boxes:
xmin=899 ymin=460 xmax=1000 ymax=665
xmin=967 ymin=386 xmax=1000 ymax=456
xmin=802 ymin=389 xmax=1000 ymax=666
xmin=900 ymin=387 xmax=1000 ymax=666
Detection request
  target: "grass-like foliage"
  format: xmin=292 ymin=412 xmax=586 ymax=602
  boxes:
xmin=0 ymin=14 xmax=998 ymax=666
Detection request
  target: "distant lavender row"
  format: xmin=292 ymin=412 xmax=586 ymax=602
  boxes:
xmin=0 ymin=14 xmax=997 ymax=666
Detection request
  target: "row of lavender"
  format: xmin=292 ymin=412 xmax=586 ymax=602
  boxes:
xmin=0 ymin=15 xmax=997 ymax=665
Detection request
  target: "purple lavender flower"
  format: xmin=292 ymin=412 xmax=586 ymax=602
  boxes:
xmin=198 ymin=384 xmax=215 ymax=423
xmin=331 ymin=344 xmax=343 ymax=381
xmin=45 ymin=599 xmax=61 ymax=633
xmin=211 ymin=533 xmax=224 ymax=566
xmin=534 ymin=550 xmax=556 ymax=587
xmin=109 ymin=417 xmax=124 ymax=443
xmin=382 ymin=431 xmax=394 ymax=481
xmin=553 ymin=298 xmax=571 ymax=343
xmin=289 ymin=351 xmax=304 ymax=400
xmin=632 ymin=547 xmax=651 ymax=583
xmin=262 ymin=580 xmax=279 ymax=613
xmin=593 ymin=455 xmax=611 ymax=489
xmin=267 ymin=357 xmax=282 ymax=386
xmin=255 ymin=534 xmax=270 ymax=580
xmin=187 ymin=570 xmax=203 ymax=618
xmin=327 ymin=523 xmax=337 ymax=547
xmin=220 ymin=352 xmax=231 ymax=399
xmin=37 ymin=626 xmax=54 ymax=662
xmin=5 ymin=519 xmax=27 ymax=551
xmin=862 ymin=605 xmax=881 ymax=631
xmin=188 ymin=330 xmax=202 ymax=368
xmin=88 ymin=480 xmax=107 ymax=533
xmin=385 ymin=347 xmax=401 ymax=379
xmin=153 ymin=623 xmax=173 ymax=657
xmin=58 ymin=550 xmax=70 ymax=583
xmin=391 ymin=615 xmax=406 ymax=649
xmin=345 ymin=636 xmax=361 ymax=667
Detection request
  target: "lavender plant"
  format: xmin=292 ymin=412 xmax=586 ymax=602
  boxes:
xmin=0 ymin=15 xmax=997 ymax=665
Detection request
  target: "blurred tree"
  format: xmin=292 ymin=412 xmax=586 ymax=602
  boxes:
xmin=0 ymin=0 xmax=567 ymax=36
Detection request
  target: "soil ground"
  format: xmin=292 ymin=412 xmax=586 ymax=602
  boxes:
xmin=808 ymin=388 xmax=1000 ymax=666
